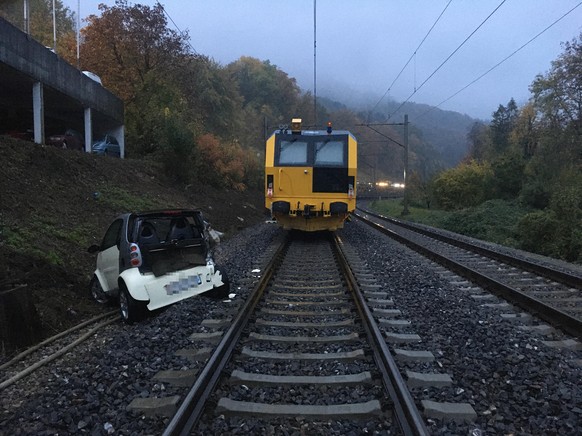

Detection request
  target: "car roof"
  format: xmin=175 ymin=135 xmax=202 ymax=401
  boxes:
xmin=111 ymin=209 xmax=204 ymax=224
xmin=132 ymin=209 xmax=203 ymax=219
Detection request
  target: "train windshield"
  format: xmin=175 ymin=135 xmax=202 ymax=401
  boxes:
xmin=314 ymin=140 xmax=345 ymax=166
xmin=279 ymin=139 xmax=309 ymax=165
xmin=275 ymin=134 xmax=348 ymax=167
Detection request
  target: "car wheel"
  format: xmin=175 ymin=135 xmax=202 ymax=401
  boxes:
xmin=89 ymin=276 xmax=110 ymax=304
xmin=119 ymin=283 xmax=145 ymax=324
xmin=204 ymin=267 xmax=230 ymax=299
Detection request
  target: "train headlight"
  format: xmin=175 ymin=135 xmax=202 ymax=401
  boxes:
xmin=348 ymin=184 xmax=354 ymax=198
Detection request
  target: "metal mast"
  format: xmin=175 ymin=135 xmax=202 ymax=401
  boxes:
xmin=313 ymin=0 xmax=317 ymax=128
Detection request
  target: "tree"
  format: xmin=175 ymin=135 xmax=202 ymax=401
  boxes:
xmin=490 ymin=98 xmax=518 ymax=156
xmin=80 ymin=1 xmax=210 ymax=157
xmin=81 ymin=0 xmax=189 ymax=102
xmin=530 ymin=32 xmax=582 ymax=167
xmin=226 ymin=57 xmax=301 ymax=120
xmin=466 ymin=121 xmax=491 ymax=162
xmin=509 ymin=103 xmax=538 ymax=158
xmin=531 ymin=33 xmax=582 ymax=139
xmin=178 ymin=57 xmax=244 ymax=140
xmin=226 ymin=56 xmax=303 ymax=148
xmin=490 ymin=152 xmax=524 ymax=199
xmin=0 ymin=0 xmax=76 ymax=52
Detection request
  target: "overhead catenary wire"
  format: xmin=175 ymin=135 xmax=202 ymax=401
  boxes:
xmin=385 ymin=0 xmax=508 ymax=121
xmin=414 ymin=0 xmax=582 ymax=121
xmin=368 ymin=0 xmax=453 ymax=117
xmin=156 ymin=1 xmax=198 ymax=55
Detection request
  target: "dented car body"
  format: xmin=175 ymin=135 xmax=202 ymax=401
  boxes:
xmin=88 ymin=209 xmax=229 ymax=323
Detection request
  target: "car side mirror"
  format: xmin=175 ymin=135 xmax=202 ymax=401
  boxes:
xmin=88 ymin=244 xmax=101 ymax=254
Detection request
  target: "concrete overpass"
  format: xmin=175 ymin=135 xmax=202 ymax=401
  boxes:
xmin=0 ymin=17 xmax=125 ymax=157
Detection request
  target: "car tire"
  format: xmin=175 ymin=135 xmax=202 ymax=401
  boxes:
xmin=203 ymin=267 xmax=230 ymax=299
xmin=119 ymin=283 xmax=146 ymax=324
xmin=89 ymin=276 xmax=110 ymax=305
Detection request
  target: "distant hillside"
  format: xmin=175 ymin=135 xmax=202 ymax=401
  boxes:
xmin=320 ymin=90 xmax=479 ymax=169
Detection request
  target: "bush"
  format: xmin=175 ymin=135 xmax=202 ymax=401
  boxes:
xmin=517 ymin=210 xmax=559 ymax=256
xmin=441 ymin=199 xmax=523 ymax=246
xmin=196 ymin=134 xmax=260 ymax=191
xmin=159 ymin=118 xmax=196 ymax=183
xmin=520 ymin=179 xmax=551 ymax=209
xmin=431 ymin=161 xmax=494 ymax=210
xmin=548 ymin=180 xmax=582 ymax=261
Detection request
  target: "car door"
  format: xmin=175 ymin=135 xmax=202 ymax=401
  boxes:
xmin=96 ymin=219 xmax=123 ymax=292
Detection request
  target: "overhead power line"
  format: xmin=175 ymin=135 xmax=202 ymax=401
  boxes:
xmin=369 ymin=0 xmax=453 ymax=116
xmin=157 ymin=1 xmax=198 ymax=54
xmin=385 ymin=0 xmax=508 ymax=121
xmin=414 ymin=0 xmax=582 ymax=121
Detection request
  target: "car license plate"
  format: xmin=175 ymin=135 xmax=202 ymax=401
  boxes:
xmin=164 ymin=274 xmax=202 ymax=295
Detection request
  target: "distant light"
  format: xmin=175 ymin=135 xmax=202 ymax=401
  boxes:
xmin=377 ymin=182 xmax=389 ymax=187
xmin=392 ymin=183 xmax=405 ymax=188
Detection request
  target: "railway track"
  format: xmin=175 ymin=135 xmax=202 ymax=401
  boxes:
xmin=164 ymin=232 xmax=429 ymax=435
xmin=0 ymin=311 xmax=119 ymax=390
xmin=2 ymin=223 xmax=580 ymax=435
xmin=355 ymin=207 xmax=582 ymax=339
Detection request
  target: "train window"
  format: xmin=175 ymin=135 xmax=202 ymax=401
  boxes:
xmin=279 ymin=139 xmax=308 ymax=165
xmin=314 ymin=140 xmax=345 ymax=166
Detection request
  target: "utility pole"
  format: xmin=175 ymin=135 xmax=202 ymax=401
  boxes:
xmin=313 ymin=0 xmax=317 ymax=128
xmin=356 ymin=115 xmax=410 ymax=215
xmin=402 ymin=114 xmax=410 ymax=215
xmin=76 ymin=0 xmax=80 ymax=68
xmin=23 ymin=0 xmax=30 ymax=34
xmin=52 ymin=0 xmax=57 ymax=52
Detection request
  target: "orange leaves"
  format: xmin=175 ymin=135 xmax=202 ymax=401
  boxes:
xmin=196 ymin=134 xmax=256 ymax=192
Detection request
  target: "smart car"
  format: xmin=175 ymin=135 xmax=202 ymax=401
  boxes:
xmin=88 ymin=209 xmax=230 ymax=323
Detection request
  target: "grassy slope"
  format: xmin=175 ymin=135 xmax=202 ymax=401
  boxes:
xmin=367 ymin=198 xmax=531 ymax=248
xmin=0 ymin=135 xmax=265 ymax=347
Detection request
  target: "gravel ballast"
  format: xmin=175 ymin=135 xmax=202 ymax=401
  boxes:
xmin=1 ymin=219 xmax=581 ymax=435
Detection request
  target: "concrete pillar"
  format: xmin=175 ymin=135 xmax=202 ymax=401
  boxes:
xmin=110 ymin=124 xmax=125 ymax=158
xmin=84 ymin=107 xmax=92 ymax=153
xmin=32 ymin=82 xmax=44 ymax=144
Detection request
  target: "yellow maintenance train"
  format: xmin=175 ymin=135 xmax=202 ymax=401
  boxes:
xmin=265 ymin=118 xmax=357 ymax=232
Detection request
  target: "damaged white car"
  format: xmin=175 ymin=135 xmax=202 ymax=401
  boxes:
xmin=88 ymin=209 xmax=229 ymax=323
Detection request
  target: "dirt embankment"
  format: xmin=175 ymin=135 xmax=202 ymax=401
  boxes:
xmin=0 ymin=136 xmax=266 ymax=355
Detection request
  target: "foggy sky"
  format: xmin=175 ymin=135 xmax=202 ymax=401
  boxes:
xmin=61 ymin=0 xmax=582 ymax=120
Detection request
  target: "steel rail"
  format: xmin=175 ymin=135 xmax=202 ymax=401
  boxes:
xmin=356 ymin=207 xmax=582 ymax=289
xmin=333 ymin=233 xmax=429 ymax=436
xmin=0 ymin=310 xmax=118 ymax=371
xmin=0 ymin=315 xmax=119 ymax=390
xmin=354 ymin=213 xmax=582 ymax=339
xmin=163 ymin=237 xmax=288 ymax=436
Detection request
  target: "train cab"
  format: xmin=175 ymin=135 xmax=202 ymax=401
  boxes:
xmin=265 ymin=118 xmax=357 ymax=232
